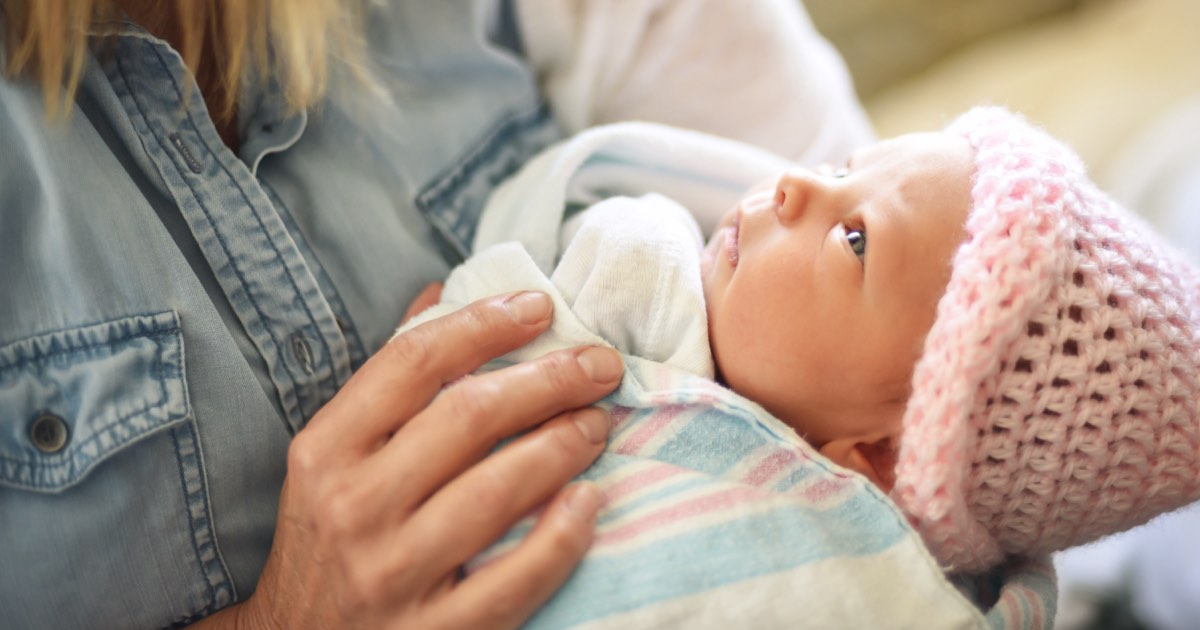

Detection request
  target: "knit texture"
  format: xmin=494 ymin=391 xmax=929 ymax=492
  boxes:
xmin=892 ymin=106 xmax=1200 ymax=573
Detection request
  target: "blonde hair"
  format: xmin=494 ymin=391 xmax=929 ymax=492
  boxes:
xmin=3 ymin=0 xmax=369 ymax=120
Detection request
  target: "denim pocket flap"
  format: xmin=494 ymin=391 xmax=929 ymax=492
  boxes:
xmin=0 ymin=311 xmax=190 ymax=492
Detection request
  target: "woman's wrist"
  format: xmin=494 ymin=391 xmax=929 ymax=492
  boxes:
xmin=185 ymin=596 xmax=272 ymax=630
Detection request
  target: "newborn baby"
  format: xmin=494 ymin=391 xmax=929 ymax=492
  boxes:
xmin=404 ymin=106 xmax=1200 ymax=579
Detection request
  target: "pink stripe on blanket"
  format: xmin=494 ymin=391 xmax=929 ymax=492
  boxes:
xmin=603 ymin=464 xmax=687 ymax=503
xmin=608 ymin=406 xmax=634 ymax=429
xmin=1001 ymin=589 xmax=1022 ymax=627
xmin=613 ymin=404 xmax=686 ymax=455
xmin=1007 ymin=583 xmax=1044 ymax=629
xmin=742 ymin=449 xmax=799 ymax=486
xmin=1024 ymin=584 xmax=1046 ymax=629
xmin=597 ymin=486 xmax=773 ymax=545
xmin=797 ymin=477 xmax=852 ymax=503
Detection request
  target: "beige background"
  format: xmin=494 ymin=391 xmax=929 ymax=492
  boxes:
xmin=809 ymin=0 xmax=1200 ymax=223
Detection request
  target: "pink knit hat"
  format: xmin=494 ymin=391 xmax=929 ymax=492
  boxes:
xmin=892 ymin=106 xmax=1200 ymax=573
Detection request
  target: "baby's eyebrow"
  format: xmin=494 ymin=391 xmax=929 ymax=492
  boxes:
xmin=871 ymin=206 xmax=909 ymax=297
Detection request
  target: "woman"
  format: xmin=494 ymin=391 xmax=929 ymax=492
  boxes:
xmin=0 ymin=0 xmax=872 ymax=627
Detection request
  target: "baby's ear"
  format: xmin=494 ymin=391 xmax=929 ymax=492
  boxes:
xmin=818 ymin=432 xmax=898 ymax=492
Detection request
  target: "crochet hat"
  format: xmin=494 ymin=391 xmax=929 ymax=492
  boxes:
xmin=892 ymin=106 xmax=1200 ymax=573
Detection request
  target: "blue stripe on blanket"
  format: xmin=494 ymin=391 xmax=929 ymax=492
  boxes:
xmin=516 ymin=451 xmax=912 ymax=628
xmin=527 ymin=492 xmax=911 ymax=628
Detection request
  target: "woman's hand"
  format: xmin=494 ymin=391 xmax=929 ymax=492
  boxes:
xmin=211 ymin=291 xmax=623 ymax=629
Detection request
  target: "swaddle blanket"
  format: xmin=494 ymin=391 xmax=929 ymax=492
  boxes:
xmin=402 ymin=122 xmax=1057 ymax=628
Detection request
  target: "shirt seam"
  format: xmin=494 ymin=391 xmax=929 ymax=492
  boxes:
xmin=258 ymin=177 xmax=367 ymax=372
xmin=109 ymin=49 xmax=302 ymax=428
xmin=0 ymin=311 xmax=177 ymax=360
xmin=140 ymin=43 xmax=341 ymax=414
xmin=171 ymin=424 xmax=233 ymax=618
xmin=112 ymin=42 xmax=304 ymax=429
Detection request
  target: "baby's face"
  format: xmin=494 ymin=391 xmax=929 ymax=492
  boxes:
xmin=701 ymin=131 xmax=974 ymax=446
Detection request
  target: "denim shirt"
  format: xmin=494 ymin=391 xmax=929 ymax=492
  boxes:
xmin=0 ymin=1 xmax=559 ymax=627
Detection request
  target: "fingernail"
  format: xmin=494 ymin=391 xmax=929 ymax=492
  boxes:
xmin=573 ymin=408 xmax=610 ymax=444
xmin=564 ymin=483 xmax=603 ymax=520
xmin=576 ymin=346 xmax=623 ymax=383
xmin=504 ymin=291 xmax=552 ymax=325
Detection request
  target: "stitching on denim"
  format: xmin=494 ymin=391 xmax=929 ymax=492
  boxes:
xmin=0 ymin=398 xmax=190 ymax=491
xmin=421 ymin=103 xmax=551 ymax=214
xmin=173 ymin=423 xmax=237 ymax=614
xmin=0 ymin=311 xmax=177 ymax=370
xmin=259 ymin=178 xmax=363 ymax=383
xmin=115 ymin=47 xmax=304 ymax=425
xmin=0 ymin=323 xmax=179 ymax=430
xmin=118 ymin=50 xmax=287 ymax=364
xmin=0 ymin=398 xmax=159 ymax=465
xmin=144 ymin=44 xmax=335 ymax=396
xmin=415 ymin=101 xmax=554 ymax=257
xmin=181 ymin=421 xmax=238 ymax=608
xmin=172 ymin=424 xmax=220 ymax=615
xmin=0 ymin=311 xmax=174 ymax=349
xmin=0 ymin=329 xmax=175 ymax=378
xmin=417 ymin=100 xmax=551 ymax=211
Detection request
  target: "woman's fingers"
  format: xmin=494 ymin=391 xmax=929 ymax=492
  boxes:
xmin=367 ymin=345 xmax=623 ymax=508
xmin=396 ymin=407 xmax=611 ymax=579
xmin=256 ymin=290 xmax=621 ymax=629
xmin=305 ymin=291 xmax=555 ymax=457
xmin=441 ymin=483 xmax=604 ymax=630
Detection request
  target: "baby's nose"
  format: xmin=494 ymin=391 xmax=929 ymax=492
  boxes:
xmin=774 ymin=170 xmax=817 ymax=223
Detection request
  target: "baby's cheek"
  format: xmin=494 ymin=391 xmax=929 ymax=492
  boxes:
xmin=873 ymin=328 xmax=931 ymax=402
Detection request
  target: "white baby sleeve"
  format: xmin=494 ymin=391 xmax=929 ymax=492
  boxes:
xmin=552 ymin=194 xmax=714 ymax=379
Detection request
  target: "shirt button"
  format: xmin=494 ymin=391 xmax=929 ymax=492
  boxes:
xmin=29 ymin=413 xmax=69 ymax=453
xmin=291 ymin=332 xmax=316 ymax=375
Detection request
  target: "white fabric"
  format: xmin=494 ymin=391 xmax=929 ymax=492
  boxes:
xmin=553 ymin=195 xmax=714 ymax=377
xmin=515 ymin=0 xmax=876 ymax=164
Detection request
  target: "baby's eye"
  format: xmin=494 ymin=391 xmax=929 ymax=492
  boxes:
xmin=831 ymin=166 xmax=849 ymax=179
xmin=847 ymin=228 xmax=867 ymax=263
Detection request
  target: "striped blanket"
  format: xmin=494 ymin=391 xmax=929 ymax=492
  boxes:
xmin=462 ymin=349 xmax=1056 ymax=629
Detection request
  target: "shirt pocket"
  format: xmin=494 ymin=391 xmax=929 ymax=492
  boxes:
xmin=0 ymin=311 xmax=234 ymax=630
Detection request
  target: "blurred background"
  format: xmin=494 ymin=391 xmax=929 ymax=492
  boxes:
xmin=809 ymin=0 xmax=1200 ymax=253
xmin=806 ymin=1 xmax=1200 ymax=629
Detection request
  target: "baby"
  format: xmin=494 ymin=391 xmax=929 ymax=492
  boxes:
xmin=406 ymin=106 xmax=1200 ymax=582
